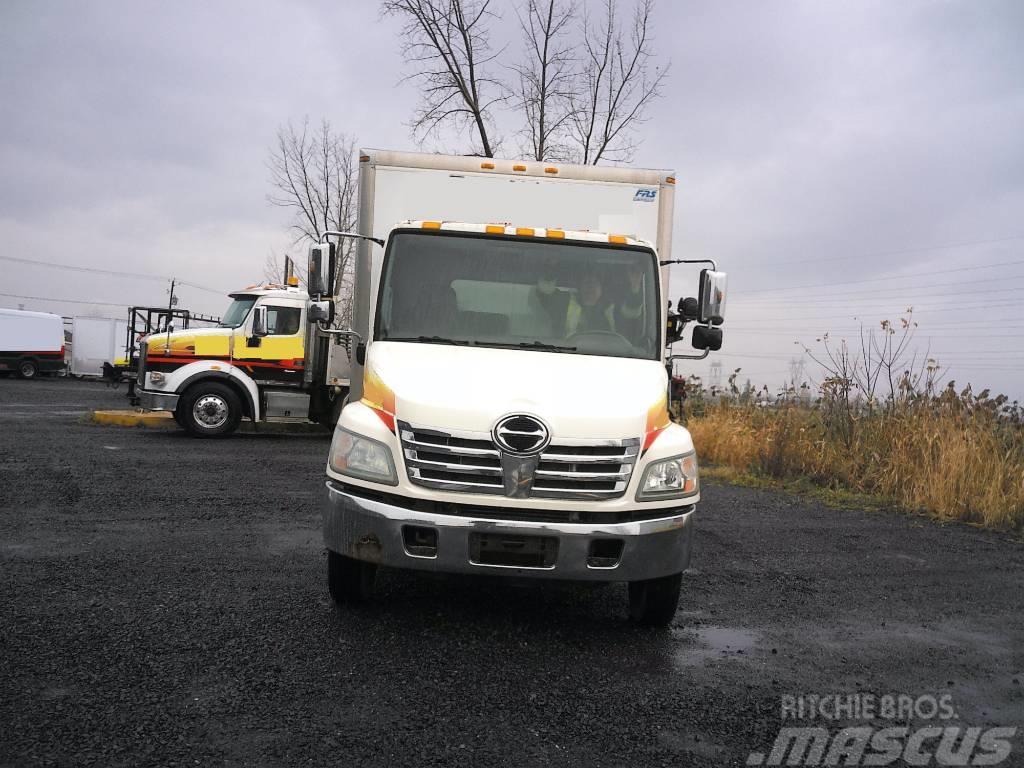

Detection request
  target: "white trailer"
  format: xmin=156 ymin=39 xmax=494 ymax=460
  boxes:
xmin=70 ymin=316 xmax=129 ymax=377
xmin=0 ymin=308 xmax=66 ymax=378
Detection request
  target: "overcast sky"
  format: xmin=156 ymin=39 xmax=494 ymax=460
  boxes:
xmin=2 ymin=0 xmax=1022 ymax=398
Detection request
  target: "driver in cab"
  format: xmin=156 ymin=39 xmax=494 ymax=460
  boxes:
xmin=566 ymin=273 xmax=616 ymax=335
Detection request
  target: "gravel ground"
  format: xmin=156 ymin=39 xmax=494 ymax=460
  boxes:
xmin=1 ymin=377 xmax=1022 ymax=767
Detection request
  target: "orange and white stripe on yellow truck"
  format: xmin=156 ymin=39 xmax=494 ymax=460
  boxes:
xmin=145 ymin=330 xmax=305 ymax=382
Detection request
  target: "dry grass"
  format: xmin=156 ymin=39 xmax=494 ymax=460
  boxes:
xmin=687 ymin=396 xmax=1024 ymax=530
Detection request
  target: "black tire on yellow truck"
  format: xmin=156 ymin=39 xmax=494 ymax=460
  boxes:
xmin=178 ymin=381 xmax=242 ymax=438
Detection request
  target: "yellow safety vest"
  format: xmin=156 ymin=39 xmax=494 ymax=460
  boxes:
xmin=566 ymin=298 xmax=616 ymax=335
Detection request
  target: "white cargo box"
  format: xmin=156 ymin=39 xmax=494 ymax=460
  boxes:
xmin=0 ymin=308 xmax=64 ymax=353
xmin=70 ymin=316 xmax=128 ymax=376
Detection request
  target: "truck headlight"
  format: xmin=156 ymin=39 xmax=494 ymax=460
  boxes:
xmin=150 ymin=371 xmax=165 ymax=384
xmin=329 ymin=426 xmax=398 ymax=486
xmin=636 ymin=452 xmax=698 ymax=501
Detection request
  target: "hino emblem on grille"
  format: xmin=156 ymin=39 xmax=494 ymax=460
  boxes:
xmin=492 ymin=414 xmax=550 ymax=456
xmin=492 ymin=414 xmax=550 ymax=498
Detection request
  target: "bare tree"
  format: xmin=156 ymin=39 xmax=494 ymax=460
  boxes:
xmin=567 ymin=0 xmax=669 ymax=164
xmin=266 ymin=119 xmax=358 ymax=324
xmin=382 ymin=0 xmax=503 ymax=157
xmin=383 ymin=0 xmax=668 ymax=164
xmin=510 ymin=0 xmax=576 ymax=161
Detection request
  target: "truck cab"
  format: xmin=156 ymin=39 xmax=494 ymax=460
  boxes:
xmin=136 ymin=283 xmax=342 ymax=435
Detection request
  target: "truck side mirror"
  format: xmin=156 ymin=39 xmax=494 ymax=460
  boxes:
xmin=308 ymin=301 xmax=330 ymax=323
xmin=252 ymin=306 xmax=269 ymax=338
xmin=692 ymin=325 xmax=723 ymax=351
xmin=698 ymin=270 xmax=728 ymax=325
xmin=307 ymin=243 xmax=333 ymax=298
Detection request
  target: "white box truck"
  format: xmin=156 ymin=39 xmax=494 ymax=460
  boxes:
xmin=0 ymin=308 xmax=66 ymax=378
xmin=70 ymin=316 xmax=129 ymax=377
xmin=317 ymin=150 xmax=727 ymax=624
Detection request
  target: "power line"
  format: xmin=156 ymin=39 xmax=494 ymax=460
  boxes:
xmin=0 ymin=292 xmax=129 ymax=308
xmin=767 ymin=235 xmax=1024 ymax=267
xmin=732 ymin=275 xmax=1024 ymax=304
xmin=725 ymin=303 xmax=1024 ymax=322
xmin=0 ymin=254 xmax=227 ymax=295
xmin=741 ymin=258 xmax=1024 ymax=295
xmin=727 ymin=318 xmax=1024 ymax=330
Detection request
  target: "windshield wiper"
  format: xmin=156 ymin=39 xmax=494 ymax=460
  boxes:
xmin=485 ymin=340 xmax=578 ymax=352
xmin=385 ymin=335 xmax=473 ymax=346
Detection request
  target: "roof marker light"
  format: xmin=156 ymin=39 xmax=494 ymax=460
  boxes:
xmin=516 ymin=227 xmax=535 ymax=237
xmin=546 ymin=229 xmax=565 ymax=239
xmin=544 ymin=167 xmax=558 ymax=174
xmin=666 ymin=176 xmax=676 ymax=185
xmin=513 ymin=164 xmax=527 ymax=171
xmin=422 ymin=221 xmax=442 ymax=229
xmin=609 ymin=234 xmax=628 ymax=244
xmin=480 ymin=162 xmax=495 ymax=170
xmin=360 ymin=154 xmax=370 ymax=162
xmin=486 ymin=225 xmax=505 ymax=234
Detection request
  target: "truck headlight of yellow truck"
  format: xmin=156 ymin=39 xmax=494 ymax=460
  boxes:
xmin=636 ymin=451 xmax=699 ymax=501
xmin=329 ymin=426 xmax=398 ymax=486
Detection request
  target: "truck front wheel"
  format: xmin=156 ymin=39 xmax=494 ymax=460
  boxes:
xmin=628 ymin=572 xmax=682 ymax=627
xmin=178 ymin=381 xmax=242 ymax=438
xmin=327 ymin=550 xmax=377 ymax=604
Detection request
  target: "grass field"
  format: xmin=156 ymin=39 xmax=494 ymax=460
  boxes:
xmin=685 ymin=385 xmax=1024 ymax=530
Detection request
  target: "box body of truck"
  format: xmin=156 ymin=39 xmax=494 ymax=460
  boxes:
xmin=323 ymin=150 xmax=706 ymax=624
xmin=0 ymin=308 xmax=66 ymax=378
xmin=70 ymin=316 xmax=129 ymax=377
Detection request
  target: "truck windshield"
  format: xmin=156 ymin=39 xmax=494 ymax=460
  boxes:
xmin=376 ymin=231 xmax=660 ymax=360
xmin=219 ymin=297 xmax=256 ymax=328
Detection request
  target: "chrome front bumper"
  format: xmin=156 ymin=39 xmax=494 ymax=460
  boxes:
xmin=323 ymin=481 xmax=695 ymax=582
xmin=138 ymin=389 xmax=180 ymax=412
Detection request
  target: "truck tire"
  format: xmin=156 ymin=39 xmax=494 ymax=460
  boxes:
xmin=327 ymin=550 xmax=377 ymax=604
xmin=628 ymin=572 xmax=682 ymax=627
xmin=178 ymin=381 xmax=242 ymax=438
xmin=17 ymin=358 xmax=38 ymax=379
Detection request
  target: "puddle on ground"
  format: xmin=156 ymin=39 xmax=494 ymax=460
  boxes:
xmin=672 ymin=624 xmax=760 ymax=668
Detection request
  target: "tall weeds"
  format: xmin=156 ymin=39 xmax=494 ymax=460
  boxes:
xmin=688 ymin=392 xmax=1023 ymax=529
xmin=685 ymin=313 xmax=1024 ymax=529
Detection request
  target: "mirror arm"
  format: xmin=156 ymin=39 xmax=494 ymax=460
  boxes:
xmin=660 ymin=258 xmax=718 ymax=270
xmin=316 ymin=325 xmax=362 ymax=342
xmin=669 ymin=348 xmax=710 ymax=362
xmin=319 ymin=230 xmax=385 ymax=248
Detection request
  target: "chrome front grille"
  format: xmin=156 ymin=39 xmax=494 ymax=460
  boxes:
xmin=136 ymin=340 xmax=148 ymax=383
xmin=398 ymin=421 xmax=639 ymax=500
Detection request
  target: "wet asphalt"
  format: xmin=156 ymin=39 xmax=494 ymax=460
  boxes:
xmin=1 ymin=377 xmax=1022 ymax=767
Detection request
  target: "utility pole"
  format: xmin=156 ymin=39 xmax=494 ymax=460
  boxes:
xmin=709 ymin=361 xmax=722 ymax=392
xmin=788 ymin=356 xmax=805 ymax=390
